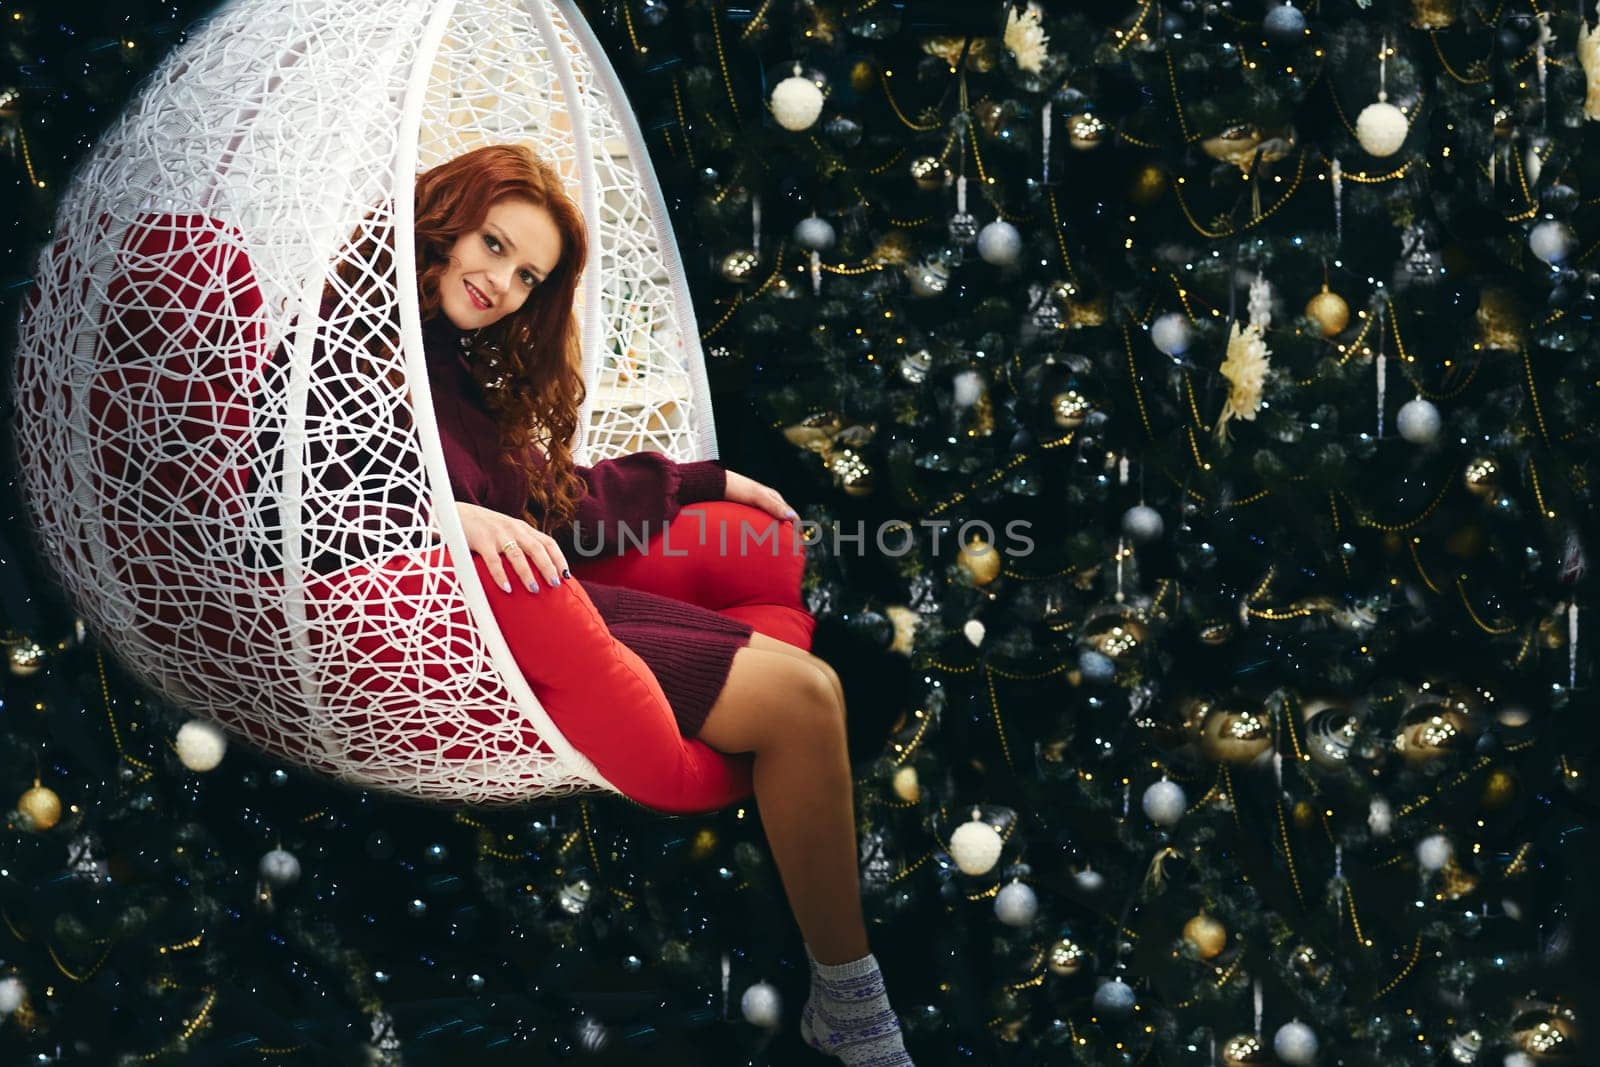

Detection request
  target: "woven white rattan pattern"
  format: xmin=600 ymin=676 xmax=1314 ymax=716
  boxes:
xmin=10 ymin=0 xmax=716 ymax=806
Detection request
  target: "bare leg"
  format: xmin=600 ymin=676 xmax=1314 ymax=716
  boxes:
xmin=696 ymin=642 xmax=869 ymax=966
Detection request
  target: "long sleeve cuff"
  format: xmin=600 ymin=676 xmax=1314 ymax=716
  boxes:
xmin=675 ymin=460 xmax=726 ymax=504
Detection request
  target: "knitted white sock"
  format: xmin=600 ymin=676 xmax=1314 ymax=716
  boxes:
xmin=799 ymin=944 xmax=913 ymax=1066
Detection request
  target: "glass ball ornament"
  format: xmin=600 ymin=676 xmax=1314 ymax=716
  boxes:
xmin=994 ymin=880 xmax=1039 ymax=927
xmin=1262 ymin=2 xmax=1307 ymax=44
xmin=719 ymin=249 xmax=761 ymax=284
xmin=0 ymin=976 xmax=25 ymax=1015
xmin=1181 ymin=912 xmax=1227 ymax=958
xmin=17 ymin=782 xmax=61 ymax=832
xmin=1355 ymin=100 xmax=1409 ymax=157
xmin=821 ymin=114 xmax=863 ymax=147
xmin=1080 ymin=606 xmax=1147 ymax=663
xmin=769 ymin=72 xmax=825 ymax=131
xmin=1077 ymin=649 xmax=1115 ymax=684
xmin=976 ymin=219 xmax=1022 ymax=266
xmin=740 ymin=981 xmax=783 ymax=1028
xmin=1121 ymin=504 xmax=1164 ymax=542
xmin=1071 ymin=866 xmax=1105 ymax=893
xmin=907 ymin=258 xmax=951 ymax=298
xmin=956 ymin=535 xmax=1002 ymax=586
xmin=1150 ymin=312 xmax=1192 ymax=357
xmin=1305 ymin=284 xmax=1350 ymax=336
xmin=1511 ymin=1002 xmax=1581 ymax=1060
xmin=947 ymin=211 xmax=979 ymax=246
xmin=1048 ymin=938 xmax=1087 ymax=976
xmin=1051 ymin=389 xmax=1092 ymax=429
xmin=1091 ymin=977 xmax=1136 ymax=1019
xmin=900 ymin=348 xmax=933 ymax=384
xmin=1140 ymin=778 xmax=1186 ymax=827
xmin=1395 ymin=693 xmax=1475 ymax=764
xmin=908 ymin=155 xmax=949 ymax=191
xmin=1396 ymin=396 xmax=1441 ymax=444
xmin=949 ymin=809 xmax=1004 ymax=875
xmin=1529 ymin=220 xmax=1575 ymax=266
xmin=793 ymin=216 xmax=836 ymax=252
xmin=576 ymin=1014 xmax=611 ymax=1052
xmin=7 ymin=640 xmax=46 ymax=677
xmin=258 ymin=848 xmax=301 ymax=887
xmin=1302 ymin=698 xmax=1362 ymax=768
xmin=1198 ymin=704 xmax=1274 ymax=764
xmin=558 ymin=877 xmax=592 ymax=916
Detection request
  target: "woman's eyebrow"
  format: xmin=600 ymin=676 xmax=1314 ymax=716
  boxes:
xmin=490 ymin=224 xmax=547 ymax=281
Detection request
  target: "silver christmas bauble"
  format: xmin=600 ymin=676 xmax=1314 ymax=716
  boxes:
xmin=793 ymin=216 xmax=836 ymax=251
xmin=576 ymin=1015 xmax=611 ymax=1052
xmin=994 ymin=881 xmax=1039 ymax=927
xmin=258 ymin=848 xmax=301 ymax=887
xmin=907 ymin=259 xmax=950 ymax=298
xmin=1396 ymin=396 xmax=1441 ymax=444
xmin=1078 ymin=649 xmax=1115 ymax=683
xmin=1091 ymin=978 xmax=1137 ymax=1018
xmin=1122 ymin=504 xmax=1164 ymax=542
xmin=720 ymin=249 xmax=761 ymax=283
xmin=1416 ymin=833 xmax=1453 ymax=872
xmin=1150 ymin=312 xmax=1192 ymax=357
xmin=947 ymin=212 xmax=979 ymax=246
xmin=1529 ymin=220 xmax=1575 ymax=266
xmin=1141 ymin=779 xmax=1187 ymax=827
xmin=0 ymin=976 xmax=24 ymax=1015
xmin=976 ymin=219 xmax=1022 ymax=266
xmin=1356 ymin=100 xmax=1408 ymax=157
xmin=740 ymin=980 xmax=783 ymax=1028
xmin=1273 ymin=1020 xmax=1319 ymax=1065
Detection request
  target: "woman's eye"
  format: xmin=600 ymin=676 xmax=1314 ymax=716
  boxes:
xmin=484 ymin=234 xmax=501 ymax=252
xmin=519 ymin=270 xmax=537 ymax=287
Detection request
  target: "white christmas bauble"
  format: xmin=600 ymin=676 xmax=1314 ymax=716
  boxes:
xmin=892 ymin=765 xmax=921 ymax=803
xmin=793 ymin=216 xmax=836 ymax=251
xmin=1072 ymin=866 xmax=1105 ymax=893
xmin=259 ymin=847 xmax=302 ymax=887
xmin=1504 ymin=1054 xmax=1535 ymax=1067
xmin=976 ymin=219 xmax=1022 ymax=266
xmin=1396 ymin=397 xmax=1441 ymax=445
xmin=953 ymin=369 xmax=985 ymax=408
xmin=0 ymin=976 xmax=24 ymax=1014
xmin=1141 ymin=779 xmax=1187 ymax=827
xmin=1274 ymin=1019 xmax=1319 ymax=1065
xmin=1367 ymin=796 xmax=1393 ymax=837
xmin=963 ymin=619 xmax=986 ymax=647
xmin=1416 ymin=833 xmax=1453 ymax=872
xmin=770 ymin=75 xmax=824 ymax=132
xmin=1092 ymin=977 xmax=1137 ymax=1017
xmin=949 ymin=812 xmax=1004 ymax=875
xmin=176 ymin=719 xmax=228 ymax=772
xmin=994 ymin=881 xmax=1039 ymax=927
xmin=740 ymin=980 xmax=783 ymax=1028
xmin=1150 ymin=312 xmax=1192 ymax=357
xmin=1122 ymin=504 xmax=1164 ymax=542
xmin=1356 ymin=101 xmax=1409 ymax=157
xmin=1529 ymin=219 xmax=1575 ymax=265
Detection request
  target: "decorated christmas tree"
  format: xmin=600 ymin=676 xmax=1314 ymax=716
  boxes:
xmin=2 ymin=0 xmax=1597 ymax=1064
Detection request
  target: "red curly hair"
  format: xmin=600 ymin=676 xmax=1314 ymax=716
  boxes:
xmin=331 ymin=143 xmax=590 ymax=530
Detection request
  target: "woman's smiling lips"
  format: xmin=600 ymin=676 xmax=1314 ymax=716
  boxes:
xmin=464 ymin=280 xmax=491 ymax=310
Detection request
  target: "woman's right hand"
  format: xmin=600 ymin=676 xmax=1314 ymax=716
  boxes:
xmin=454 ymin=501 xmax=570 ymax=595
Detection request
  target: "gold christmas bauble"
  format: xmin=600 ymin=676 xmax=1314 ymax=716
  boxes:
xmin=827 ymin=447 xmax=874 ymax=497
xmin=1130 ymin=162 xmax=1166 ymax=205
xmin=850 ymin=59 xmax=878 ymax=93
xmin=1395 ymin=701 xmax=1473 ymax=765
xmin=1512 ymin=1004 xmax=1580 ymax=1061
xmin=1182 ymin=913 xmax=1228 ymax=958
xmin=1051 ymin=389 xmax=1092 ymax=429
xmin=1302 ymin=696 xmax=1362 ymax=769
xmin=1047 ymin=938 xmax=1086 ymax=975
xmin=1197 ymin=621 xmax=1235 ymax=646
xmin=1464 ymin=456 xmax=1498 ymax=495
xmin=1201 ymin=124 xmax=1263 ymax=168
xmin=1220 ymin=1033 xmax=1270 ymax=1066
xmin=1291 ymin=799 xmax=1316 ymax=828
xmin=1439 ymin=856 xmax=1479 ymax=900
xmin=1482 ymin=768 xmax=1518 ymax=810
xmin=8 ymin=640 xmax=46 ymax=677
xmin=909 ymin=155 xmax=949 ymax=192
xmin=1082 ymin=608 xmax=1147 ymax=663
xmin=892 ymin=765 xmax=921 ymax=803
xmin=1199 ymin=705 xmax=1274 ymax=764
xmin=1064 ymin=290 xmax=1108 ymax=328
xmin=957 ymin=536 xmax=1002 ymax=586
xmin=689 ymin=827 xmax=719 ymax=860
xmin=1068 ymin=113 xmax=1108 ymax=151
xmin=870 ymin=230 xmax=914 ymax=266
xmin=18 ymin=782 xmax=61 ymax=831
xmin=719 ymin=249 xmax=760 ymax=284
xmin=1305 ymin=285 xmax=1350 ymax=337
xmin=1408 ymin=0 xmax=1458 ymax=29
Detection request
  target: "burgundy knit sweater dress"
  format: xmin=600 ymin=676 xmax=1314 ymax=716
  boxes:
xmin=420 ymin=311 xmax=755 ymax=738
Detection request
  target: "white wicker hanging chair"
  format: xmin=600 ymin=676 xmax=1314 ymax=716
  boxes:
xmin=10 ymin=0 xmax=746 ymax=809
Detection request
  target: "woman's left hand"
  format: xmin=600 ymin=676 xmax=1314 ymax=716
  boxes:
xmin=723 ymin=469 xmax=797 ymax=522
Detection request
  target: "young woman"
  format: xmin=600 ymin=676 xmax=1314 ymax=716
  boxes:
xmin=390 ymin=143 xmax=915 ymax=1066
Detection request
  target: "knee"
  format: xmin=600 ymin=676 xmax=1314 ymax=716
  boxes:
xmin=783 ymin=660 xmax=845 ymax=738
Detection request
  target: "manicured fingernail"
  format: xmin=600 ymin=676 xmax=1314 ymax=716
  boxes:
xmin=782 ymin=508 xmax=797 ymax=520
xmin=551 ymin=573 xmax=561 ymax=585
xmin=527 ymin=579 xmax=540 ymax=593
xmin=500 ymin=581 xmax=512 ymax=594
xmin=561 ymin=568 xmax=571 ymax=579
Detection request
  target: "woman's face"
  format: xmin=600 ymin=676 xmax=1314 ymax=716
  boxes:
xmin=437 ymin=197 xmax=564 ymax=331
